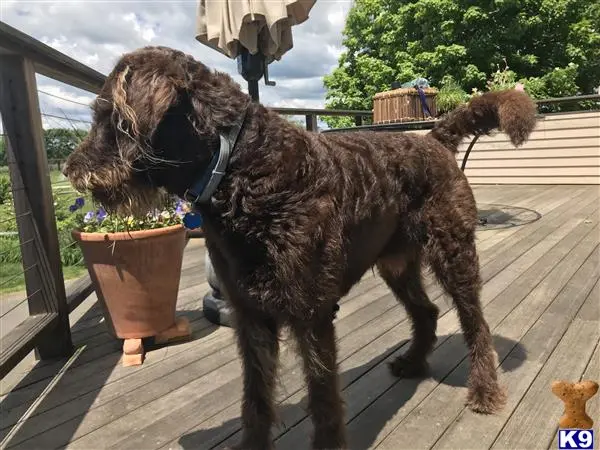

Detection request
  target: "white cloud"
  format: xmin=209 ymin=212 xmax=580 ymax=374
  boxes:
xmin=0 ymin=0 xmax=354 ymax=131
xmin=123 ymin=12 xmax=157 ymax=42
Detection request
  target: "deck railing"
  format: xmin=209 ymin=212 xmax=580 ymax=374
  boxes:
xmin=0 ymin=18 xmax=598 ymax=378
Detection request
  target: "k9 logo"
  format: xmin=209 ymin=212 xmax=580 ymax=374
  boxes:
xmin=558 ymin=429 xmax=594 ymax=450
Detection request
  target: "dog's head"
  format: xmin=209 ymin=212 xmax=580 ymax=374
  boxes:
xmin=63 ymin=45 xmax=248 ymax=214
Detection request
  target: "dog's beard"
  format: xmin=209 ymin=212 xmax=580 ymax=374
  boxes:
xmin=69 ymin=166 xmax=168 ymax=218
xmin=90 ymin=183 xmax=167 ymax=218
xmin=66 ymin=139 xmax=173 ymax=217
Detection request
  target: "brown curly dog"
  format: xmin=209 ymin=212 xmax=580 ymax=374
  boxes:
xmin=63 ymin=46 xmax=538 ymax=449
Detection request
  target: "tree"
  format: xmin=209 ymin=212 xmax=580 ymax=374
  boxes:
xmin=324 ymin=0 xmax=600 ymax=123
xmin=43 ymin=128 xmax=87 ymax=161
xmin=0 ymin=129 xmax=86 ymax=168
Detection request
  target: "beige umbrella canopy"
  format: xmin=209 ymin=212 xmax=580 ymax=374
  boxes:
xmin=196 ymin=0 xmax=316 ymax=63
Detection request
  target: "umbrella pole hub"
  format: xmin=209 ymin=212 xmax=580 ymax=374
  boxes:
xmin=237 ymin=48 xmax=270 ymax=102
xmin=237 ymin=48 xmax=264 ymax=81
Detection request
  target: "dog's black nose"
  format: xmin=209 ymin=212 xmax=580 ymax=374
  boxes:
xmin=332 ymin=303 xmax=340 ymax=320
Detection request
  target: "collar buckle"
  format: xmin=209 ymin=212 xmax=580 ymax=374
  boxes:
xmin=183 ymin=188 xmax=201 ymax=204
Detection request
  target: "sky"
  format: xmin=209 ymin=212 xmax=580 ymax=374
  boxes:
xmin=0 ymin=0 xmax=353 ymax=130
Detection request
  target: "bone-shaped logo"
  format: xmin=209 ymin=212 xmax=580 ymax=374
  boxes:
xmin=552 ymin=380 xmax=599 ymax=429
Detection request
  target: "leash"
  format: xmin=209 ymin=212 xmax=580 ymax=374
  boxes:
xmin=415 ymin=85 xmax=433 ymax=118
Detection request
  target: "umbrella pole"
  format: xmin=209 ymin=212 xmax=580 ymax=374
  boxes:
xmin=237 ymin=48 xmax=264 ymax=103
xmin=203 ymin=49 xmax=263 ymax=328
xmin=248 ymin=79 xmax=260 ymax=102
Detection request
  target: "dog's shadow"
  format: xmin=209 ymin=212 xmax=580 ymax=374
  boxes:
xmin=178 ymin=333 xmax=525 ymax=450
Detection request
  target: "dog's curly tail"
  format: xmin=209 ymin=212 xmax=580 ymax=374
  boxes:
xmin=429 ymin=89 xmax=538 ymax=153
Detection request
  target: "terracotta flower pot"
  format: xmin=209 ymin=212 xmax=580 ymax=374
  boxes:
xmin=72 ymin=224 xmax=186 ymax=339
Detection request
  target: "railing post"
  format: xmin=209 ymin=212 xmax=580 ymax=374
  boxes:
xmin=0 ymin=54 xmax=73 ymax=359
xmin=354 ymin=115 xmax=363 ymax=127
xmin=305 ymin=114 xmax=318 ymax=132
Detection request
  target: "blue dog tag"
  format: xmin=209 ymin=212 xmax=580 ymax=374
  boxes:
xmin=183 ymin=212 xmax=203 ymax=229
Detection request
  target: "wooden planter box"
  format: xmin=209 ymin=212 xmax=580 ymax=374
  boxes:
xmin=373 ymin=87 xmax=438 ymax=124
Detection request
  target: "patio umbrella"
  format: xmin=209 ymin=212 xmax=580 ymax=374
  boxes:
xmin=195 ymin=0 xmax=316 ymax=101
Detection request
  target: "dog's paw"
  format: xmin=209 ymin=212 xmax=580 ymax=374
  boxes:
xmin=466 ymin=383 xmax=507 ymax=414
xmin=387 ymin=355 xmax=429 ymax=378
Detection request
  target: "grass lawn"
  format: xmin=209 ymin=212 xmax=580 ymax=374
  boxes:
xmin=0 ymin=262 xmax=88 ymax=295
xmin=1 ymin=169 xmax=88 ymax=296
xmin=50 ymin=169 xmax=70 ymax=184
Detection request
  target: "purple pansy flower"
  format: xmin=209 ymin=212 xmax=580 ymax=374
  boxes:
xmin=83 ymin=211 xmax=96 ymax=223
xmin=69 ymin=197 xmax=85 ymax=212
xmin=96 ymin=208 xmax=107 ymax=222
xmin=175 ymin=200 xmax=186 ymax=218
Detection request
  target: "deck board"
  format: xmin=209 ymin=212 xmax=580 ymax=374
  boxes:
xmin=547 ymin=323 xmax=600 ymax=450
xmin=0 ymin=185 xmax=598 ymax=450
xmin=383 ymin=226 xmax=600 ymax=450
xmin=433 ymin=245 xmax=600 ymax=450
xmin=490 ymin=292 xmax=600 ymax=450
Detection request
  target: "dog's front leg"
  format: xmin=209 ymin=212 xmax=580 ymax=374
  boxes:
xmin=231 ymin=313 xmax=280 ymax=450
xmin=292 ymin=318 xmax=347 ymax=450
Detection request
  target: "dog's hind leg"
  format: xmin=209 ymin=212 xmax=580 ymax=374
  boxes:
xmin=291 ymin=317 xmax=347 ymax=450
xmin=427 ymin=224 xmax=506 ymax=414
xmin=377 ymin=254 xmax=439 ymax=378
xmin=233 ymin=314 xmax=280 ymax=450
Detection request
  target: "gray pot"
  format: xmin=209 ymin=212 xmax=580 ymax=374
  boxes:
xmin=205 ymin=249 xmax=221 ymax=292
xmin=203 ymin=250 xmax=234 ymax=328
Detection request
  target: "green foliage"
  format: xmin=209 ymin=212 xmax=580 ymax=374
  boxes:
xmin=486 ymin=61 xmax=520 ymax=92
xmin=0 ymin=237 xmax=21 ymax=264
xmin=320 ymin=116 xmax=355 ymax=129
xmin=0 ymin=263 xmax=31 ymax=293
xmin=0 ymin=126 xmax=101 ymax=293
xmin=324 ymin=0 xmax=600 ymax=122
xmin=436 ymin=78 xmax=470 ymax=113
xmin=44 ymin=128 xmax=87 ymax=161
xmin=0 ymin=262 xmax=86 ymax=294
xmin=68 ymin=196 xmax=189 ymax=233
xmin=0 ymin=135 xmax=6 ymax=166
xmin=531 ymin=64 xmax=580 ymax=98
xmin=0 ymin=188 xmax=87 ymax=267
xmin=0 ymin=174 xmax=10 ymax=205
xmin=0 ymin=128 xmax=86 ymax=166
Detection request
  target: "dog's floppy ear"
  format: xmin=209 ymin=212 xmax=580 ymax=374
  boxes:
xmin=184 ymin=61 xmax=250 ymax=135
xmin=110 ymin=63 xmax=180 ymax=141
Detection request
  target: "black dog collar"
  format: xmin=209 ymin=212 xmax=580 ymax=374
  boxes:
xmin=184 ymin=105 xmax=248 ymax=206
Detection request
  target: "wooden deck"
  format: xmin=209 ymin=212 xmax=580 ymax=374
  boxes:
xmin=1 ymin=185 xmax=598 ymax=450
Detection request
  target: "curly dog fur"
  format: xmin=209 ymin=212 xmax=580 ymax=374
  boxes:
xmin=63 ymin=46 xmax=538 ymax=449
